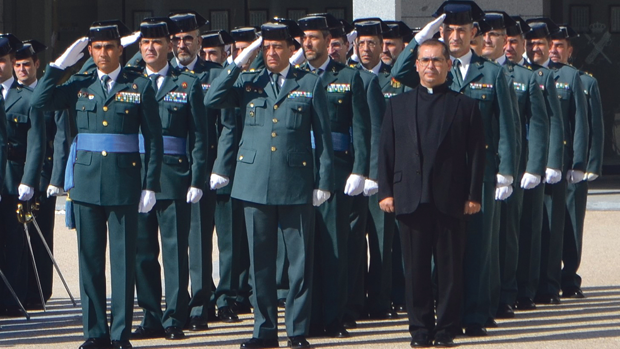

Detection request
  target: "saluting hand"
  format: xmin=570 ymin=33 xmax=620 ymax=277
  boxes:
xmin=51 ymin=37 xmax=88 ymax=70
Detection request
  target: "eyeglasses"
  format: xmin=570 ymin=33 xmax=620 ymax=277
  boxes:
xmin=171 ymin=35 xmax=196 ymax=46
xmin=417 ymin=57 xmax=447 ymax=66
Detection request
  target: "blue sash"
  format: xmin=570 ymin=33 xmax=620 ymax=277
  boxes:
xmin=64 ymin=133 xmax=140 ymax=191
xmin=138 ymin=134 xmax=186 ymax=155
xmin=310 ymin=131 xmax=351 ymax=152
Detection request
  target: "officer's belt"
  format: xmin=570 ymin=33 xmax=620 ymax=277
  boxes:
xmin=138 ymin=134 xmax=186 ymax=155
xmin=64 ymin=133 xmax=139 ymax=191
xmin=310 ymin=131 xmax=351 ymax=152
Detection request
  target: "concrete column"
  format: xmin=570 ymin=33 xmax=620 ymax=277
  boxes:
xmin=353 ymin=0 xmax=402 ymax=21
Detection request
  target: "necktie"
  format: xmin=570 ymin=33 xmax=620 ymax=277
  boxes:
xmin=149 ymin=74 xmax=160 ymax=91
xmin=0 ymin=85 xmax=4 ymax=100
xmin=312 ymin=68 xmax=323 ymax=76
xmin=101 ymin=74 xmax=110 ymax=96
xmin=271 ymin=73 xmax=280 ymax=94
xmin=452 ymin=59 xmax=463 ymax=87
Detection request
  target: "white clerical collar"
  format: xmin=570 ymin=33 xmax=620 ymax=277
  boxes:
xmin=308 ymin=57 xmax=331 ymax=73
xmin=145 ymin=63 xmax=170 ymax=77
xmin=97 ymin=65 xmax=121 ymax=82
xmin=495 ymin=55 xmax=507 ymax=66
xmin=177 ymin=55 xmax=198 ymax=71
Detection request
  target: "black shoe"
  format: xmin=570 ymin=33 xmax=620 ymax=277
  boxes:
xmin=392 ymin=303 xmax=406 ymax=313
xmin=495 ymin=303 xmax=515 ymax=319
xmin=464 ymin=324 xmax=487 ymax=337
xmin=514 ymin=297 xmax=537 ymax=310
xmin=233 ymin=301 xmax=253 ymax=314
xmin=562 ymin=288 xmax=585 ymax=299
xmin=188 ymin=316 xmax=209 ymax=331
xmin=165 ymin=326 xmax=185 ymax=340
xmin=287 ymin=336 xmax=310 ymax=348
xmin=131 ymin=326 xmax=165 ymax=339
xmin=485 ymin=318 xmax=498 ymax=328
xmin=278 ymin=298 xmax=287 ymax=308
xmin=434 ymin=333 xmax=456 ymax=347
xmin=307 ymin=325 xmax=325 ymax=338
xmin=534 ymin=294 xmax=561 ymax=305
xmin=111 ymin=340 xmax=132 ymax=349
xmin=368 ymin=310 xmax=398 ymax=320
xmin=79 ymin=338 xmax=111 ymax=349
xmin=208 ymin=307 xmax=218 ymax=322
xmin=218 ymin=306 xmax=241 ymax=322
xmin=410 ymin=332 xmax=432 ymax=347
xmin=240 ymin=337 xmax=279 ymax=348
xmin=324 ymin=323 xmax=350 ymax=338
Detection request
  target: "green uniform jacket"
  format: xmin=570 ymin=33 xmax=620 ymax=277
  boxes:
xmin=354 ymin=70 xmax=385 ymax=181
xmin=523 ymin=61 xmax=564 ymax=171
xmin=548 ymin=62 xmax=589 ymax=172
xmin=205 ymin=62 xmax=335 ymax=205
xmin=579 ymin=71 xmax=604 ymax=175
xmin=39 ymin=110 xmax=70 ymax=192
xmin=300 ymin=59 xmax=371 ymax=188
xmin=392 ymin=42 xmax=518 ymax=181
xmin=140 ymin=67 xmax=208 ymax=200
xmin=502 ymin=60 xmax=549 ymax=176
xmin=4 ymin=81 xmax=46 ymax=193
xmin=30 ymin=65 xmax=163 ymax=206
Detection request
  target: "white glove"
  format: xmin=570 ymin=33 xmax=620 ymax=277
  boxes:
xmin=50 ymin=37 xmax=89 ymax=70
xmin=226 ymin=55 xmax=234 ymax=65
xmin=312 ymin=189 xmax=331 ymax=206
xmin=210 ymin=173 xmax=230 ymax=190
xmin=289 ymin=48 xmax=306 ymax=65
xmin=347 ymin=30 xmax=358 ymax=47
xmin=415 ymin=14 xmax=446 ymax=44
xmin=234 ymin=37 xmax=262 ymax=66
xmin=495 ymin=174 xmax=513 ymax=200
xmin=46 ymin=185 xmax=64 ymax=198
xmin=18 ymin=184 xmax=34 ymax=201
xmin=520 ymin=173 xmax=541 ymax=189
xmin=363 ymin=179 xmax=379 ymax=197
xmin=138 ymin=190 xmax=156 ymax=213
xmin=349 ymin=52 xmax=359 ymax=63
xmin=344 ymin=174 xmax=365 ymax=196
xmin=544 ymin=168 xmax=562 ymax=184
xmin=0 ymin=194 xmax=2 ymax=202
xmin=495 ymin=185 xmax=513 ymax=200
xmin=567 ymin=169 xmax=585 ymax=184
xmin=186 ymin=187 xmax=203 ymax=203
xmin=120 ymin=31 xmax=141 ymax=48
xmin=585 ymin=172 xmax=599 ymax=182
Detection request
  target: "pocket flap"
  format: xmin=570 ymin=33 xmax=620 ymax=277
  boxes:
xmin=288 ymin=151 xmax=311 ymax=167
xmin=76 ymin=100 xmax=96 ymax=112
xmin=237 ymin=148 xmax=256 ymax=164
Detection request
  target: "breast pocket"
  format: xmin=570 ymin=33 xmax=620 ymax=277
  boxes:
xmin=556 ymin=88 xmax=570 ymax=102
xmin=8 ymin=113 xmax=30 ymax=132
xmin=245 ymin=99 xmax=266 ymax=127
xmin=76 ymin=100 xmax=96 ymax=130
xmin=287 ymin=102 xmax=310 ymax=130
xmin=163 ymin=103 xmax=187 ymax=129
xmin=116 ymin=103 xmax=140 ymax=132
xmin=327 ymin=92 xmax=350 ymax=122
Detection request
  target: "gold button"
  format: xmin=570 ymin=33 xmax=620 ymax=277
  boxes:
xmin=173 ymin=107 xmax=178 ymax=111
xmin=82 ymin=106 xmax=86 ymax=111
xmin=410 ymin=49 xmax=414 ymax=52
xmin=47 ymin=157 xmax=52 ymax=160
xmin=485 ymin=145 xmax=489 ymax=149
xmin=250 ymin=103 xmax=254 ymax=107
xmin=272 ymin=132 xmax=277 ymax=137
xmin=210 ymin=145 xmax=215 ymax=149
xmin=344 ymin=151 xmax=349 ymax=154
xmin=338 ymin=100 xmax=343 ymax=104
xmin=179 ymin=158 xmax=183 ymax=163
xmin=101 ymin=151 xmax=107 ymax=156
xmin=250 ymin=111 xmax=255 ymax=117
xmin=13 ymin=118 xmax=17 ymax=122
xmin=297 ymin=106 xmax=302 ymax=111
xmin=125 ymin=110 xmax=129 ymax=114
xmin=482 ymin=95 xmax=486 ymax=99
xmin=227 ymin=69 xmax=231 ymax=74
xmin=563 ymin=140 xmax=567 ymax=145
xmin=274 ymin=105 xmax=278 ymax=110
xmin=302 ymin=161 xmax=307 ymax=166
xmin=271 ymin=146 xmax=276 ymax=152
xmin=132 ymin=162 xmax=136 ymax=166
xmin=103 ymin=106 xmax=108 ymax=112
xmin=102 ymin=120 xmax=108 ymax=126
xmin=239 ymin=155 xmax=244 ymax=160
xmin=273 ymin=118 xmax=278 ymax=123
xmin=558 ymin=95 xmax=561 ymax=99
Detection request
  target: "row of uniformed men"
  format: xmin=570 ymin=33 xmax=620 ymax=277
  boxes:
xmin=0 ymin=1 xmax=603 ymax=348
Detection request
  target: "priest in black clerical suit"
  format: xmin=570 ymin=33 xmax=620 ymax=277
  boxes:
xmin=377 ymin=39 xmax=485 ymax=347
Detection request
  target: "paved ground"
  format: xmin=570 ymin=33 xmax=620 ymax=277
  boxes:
xmin=2 ymin=178 xmax=620 ymax=348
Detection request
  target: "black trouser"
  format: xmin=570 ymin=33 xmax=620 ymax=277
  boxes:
xmin=398 ymin=204 xmax=466 ymax=337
